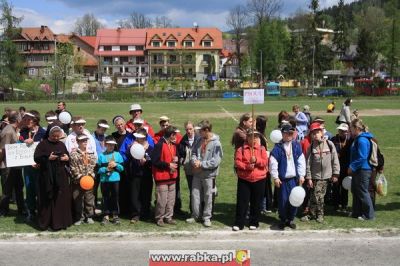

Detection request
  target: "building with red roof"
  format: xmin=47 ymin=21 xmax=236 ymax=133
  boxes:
xmin=69 ymin=34 xmax=98 ymax=78
xmin=13 ymin=25 xmax=56 ymax=77
xmin=145 ymin=26 xmax=223 ymax=80
xmin=95 ymin=28 xmax=147 ymax=86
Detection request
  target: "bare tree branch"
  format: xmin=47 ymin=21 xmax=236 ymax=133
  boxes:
xmin=74 ymin=13 xmax=103 ymax=36
xmin=118 ymin=12 xmax=152 ymax=29
xmin=246 ymin=0 xmax=282 ymax=25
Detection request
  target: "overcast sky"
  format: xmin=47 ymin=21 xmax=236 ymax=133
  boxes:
xmin=11 ymin=0 xmax=356 ymax=33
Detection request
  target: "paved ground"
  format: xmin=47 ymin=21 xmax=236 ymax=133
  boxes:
xmin=0 ymin=229 xmax=399 ymax=265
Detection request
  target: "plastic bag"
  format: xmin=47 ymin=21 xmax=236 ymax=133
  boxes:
xmin=376 ymin=173 xmax=387 ymax=196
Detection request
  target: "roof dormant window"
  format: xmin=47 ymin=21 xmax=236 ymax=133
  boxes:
xmin=167 ymin=41 xmax=176 ymax=48
xmin=152 ymin=41 xmax=161 ymax=47
xmin=184 ymin=41 xmax=193 ymax=47
xmin=203 ymin=41 xmax=212 ymax=47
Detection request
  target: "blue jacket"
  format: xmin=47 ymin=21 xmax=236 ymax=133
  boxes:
xmin=93 ymin=132 xmax=107 ymax=155
xmin=119 ymin=133 xmax=154 ymax=162
xmin=97 ymin=151 xmax=124 ymax=182
xmin=270 ymin=141 xmax=303 ymax=180
xmin=350 ymin=132 xmax=373 ymax=172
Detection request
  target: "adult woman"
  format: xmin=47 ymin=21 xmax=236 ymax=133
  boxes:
xmin=34 ymin=123 xmax=72 ymax=230
xmin=338 ymin=98 xmax=352 ymax=125
xmin=292 ymin=104 xmax=308 ymax=140
xmin=348 ymin=119 xmax=374 ymax=220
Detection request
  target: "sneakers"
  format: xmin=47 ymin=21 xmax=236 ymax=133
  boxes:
xmin=113 ymin=216 xmax=120 ymax=225
xmin=186 ymin=218 xmax=196 ymax=224
xmin=232 ymin=226 xmax=240 ymax=231
xmin=286 ymin=221 xmax=296 ymax=229
xmin=249 ymin=225 xmax=258 ymax=230
xmin=300 ymin=215 xmax=310 ymax=222
xmin=203 ymin=220 xmax=212 ymax=227
xmin=74 ymin=220 xmax=83 ymax=226
xmin=86 ymin=217 xmax=95 ymax=224
xmin=358 ymin=216 xmax=366 ymax=221
xmin=278 ymin=222 xmax=285 ymax=230
xmin=157 ymin=220 xmax=165 ymax=227
xmin=165 ymin=219 xmax=177 ymax=225
xmin=101 ymin=217 xmax=110 ymax=226
xmin=316 ymin=216 xmax=325 ymax=224
xmin=130 ymin=218 xmax=139 ymax=224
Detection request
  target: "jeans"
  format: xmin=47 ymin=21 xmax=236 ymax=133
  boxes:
xmin=351 ymin=169 xmax=374 ymax=220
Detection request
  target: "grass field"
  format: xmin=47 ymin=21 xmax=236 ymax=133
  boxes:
xmin=0 ymin=97 xmax=399 ymax=233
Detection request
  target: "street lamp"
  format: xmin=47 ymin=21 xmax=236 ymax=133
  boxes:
xmin=312 ymin=44 xmax=315 ymax=97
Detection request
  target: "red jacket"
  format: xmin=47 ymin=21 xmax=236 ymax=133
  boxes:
xmin=126 ymin=119 xmax=155 ymax=138
xmin=235 ymin=144 xmax=268 ymax=182
xmin=154 ymin=130 xmax=183 ymax=145
xmin=151 ymin=138 xmax=178 ymax=183
xmin=301 ymin=135 xmax=311 ymax=155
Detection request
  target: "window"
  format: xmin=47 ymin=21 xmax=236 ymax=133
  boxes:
xmin=136 ymin=45 xmax=144 ymax=50
xmin=43 ymin=43 xmax=49 ymax=50
xmin=28 ymin=68 xmax=36 ymax=75
xmin=169 ymin=54 xmax=177 ymax=63
xmin=28 ymin=56 xmax=35 ymax=62
xmin=185 ymin=54 xmax=193 ymax=62
xmin=152 ymin=41 xmax=160 ymax=47
xmin=122 ymin=78 xmax=128 ymax=83
xmin=203 ymin=41 xmax=212 ymax=47
xmin=119 ymin=67 xmax=123 ymax=73
xmin=43 ymin=55 xmax=49 ymax=62
xmin=120 ymin=46 xmax=128 ymax=51
xmin=104 ymin=46 xmax=112 ymax=51
xmin=43 ymin=68 xmax=51 ymax=76
xmin=167 ymin=41 xmax=176 ymax=48
xmin=77 ymin=47 xmax=81 ymax=52
xmin=184 ymin=41 xmax=193 ymax=48
xmin=203 ymin=54 xmax=211 ymax=62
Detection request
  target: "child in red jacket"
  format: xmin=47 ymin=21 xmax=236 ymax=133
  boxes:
xmin=233 ymin=130 xmax=268 ymax=231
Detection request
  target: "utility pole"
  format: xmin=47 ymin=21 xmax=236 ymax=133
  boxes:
xmin=259 ymin=49 xmax=263 ymax=87
xmin=390 ymin=18 xmax=395 ymax=89
xmin=312 ymin=44 xmax=315 ymax=97
xmin=54 ymin=34 xmax=58 ymax=99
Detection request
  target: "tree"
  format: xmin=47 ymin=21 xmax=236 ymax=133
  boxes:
xmin=285 ymin=34 xmax=305 ymax=80
xmin=246 ymin=0 xmax=282 ymax=25
xmin=355 ymin=28 xmax=378 ymax=76
xmin=332 ymin=0 xmax=350 ymax=56
xmin=0 ymin=0 xmax=24 ymax=95
xmin=74 ymin=13 xmax=103 ymax=36
xmin=154 ymin=16 xmax=173 ymax=28
xmin=118 ymin=12 xmax=152 ymax=28
xmin=54 ymin=42 xmax=74 ymax=96
xmin=226 ymin=5 xmax=249 ymax=77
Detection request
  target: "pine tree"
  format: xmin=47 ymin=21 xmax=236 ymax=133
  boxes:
xmin=333 ymin=0 xmax=350 ymax=56
xmin=355 ymin=28 xmax=378 ymax=76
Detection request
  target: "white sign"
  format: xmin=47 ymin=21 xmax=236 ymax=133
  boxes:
xmin=243 ymin=89 xmax=265 ymax=105
xmin=5 ymin=142 xmax=39 ymax=167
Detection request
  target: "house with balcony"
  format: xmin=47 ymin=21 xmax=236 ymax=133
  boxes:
xmin=13 ymin=25 xmax=55 ymax=77
xmin=146 ymin=27 xmax=223 ymax=81
xmin=69 ymin=34 xmax=98 ymax=79
xmin=94 ymin=28 xmax=147 ymax=86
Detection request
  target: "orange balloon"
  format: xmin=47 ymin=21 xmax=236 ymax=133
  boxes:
xmin=80 ymin=175 xmax=94 ymax=190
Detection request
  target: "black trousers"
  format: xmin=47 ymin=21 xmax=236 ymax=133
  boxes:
xmin=234 ymin=178 xmax=266 ymax=229
xmin=129 ymin=172 xmax=153 ymax=220
xmin=118 ymin=168 xmax=130 ymax=216
xmin=0 ymin=168 xmax=25 ymax=215
xmin=101 ymin=182 xmax=119 ymax=216
xmin=332 ymin=175 xmax=349 ymax=209
xmin=261 ymin=173 xmax=273 ymax=211
xmin=140 ymin=171 xmax=153 ymax=219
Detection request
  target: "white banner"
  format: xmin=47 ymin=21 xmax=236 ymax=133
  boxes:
xmin=5 ymin=142 xmax=39 ymax=167
xmin=243 ymin=89 xmax=264 ymax=105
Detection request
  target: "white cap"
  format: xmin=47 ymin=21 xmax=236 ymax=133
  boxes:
xmin=105 ymin=140 xmax=117 ymax=145
xmin=133 ymin=132 xmax=146 ymax=138
xmin=46 ymin=116 xmax=58 ymax=121
xmin=133 ymin=118 xmax=144 ymax=124
xmin=130 ymin=104 xmax=142 ymax=112
xmin=73 ymin=119 xmax=86 ymax=124
xmin=98 ymin=123 xmax=110 ymax=129
xmin=76 ymin=134 xmax=89 ymax=141
xmin=23 ymin=112 xmax=35 ymax=118
xmin=337 ymin=123 xmax=349 ymax=131
xmin=159 ymin=115 xmax=169 ymax=121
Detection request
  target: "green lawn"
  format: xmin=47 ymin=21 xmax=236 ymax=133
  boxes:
xmin=0 ymin=98 xmax=399 ymax=233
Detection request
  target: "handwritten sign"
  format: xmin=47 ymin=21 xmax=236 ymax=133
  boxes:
xmin=5 ymin=142 xmax=39 ymax=167
xmin=243 ymin=89 xmax=264 ymax=105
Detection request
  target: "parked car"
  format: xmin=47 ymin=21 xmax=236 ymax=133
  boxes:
xmin=319 ymin=88 xmax=350 ymax=97
xmin=167 ymin=92 xmax=183 ymax=99
xmin=222 ymin=91 xmax=242 ymax=99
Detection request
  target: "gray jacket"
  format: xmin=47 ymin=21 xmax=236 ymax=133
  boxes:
xmin=306 ymin=139 xmax=340 ymax=180
xmin=191 ymin=133 xmax=223 ymax=179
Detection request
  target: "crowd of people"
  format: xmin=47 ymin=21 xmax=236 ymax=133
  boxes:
xmin=0 ymin=98 xmax=383 ymax=231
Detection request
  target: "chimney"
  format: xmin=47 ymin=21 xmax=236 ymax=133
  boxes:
xmin=40 ymin=25 xmax=46 ymax=33
xmin=193 ymin=22 xmax=198 ymax=32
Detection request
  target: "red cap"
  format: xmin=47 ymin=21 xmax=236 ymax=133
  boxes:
xmin=309 ymin=122 xmax=323 ymax=132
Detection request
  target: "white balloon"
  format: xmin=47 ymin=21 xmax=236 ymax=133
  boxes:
xmin=130 ymin=143 xmax=145 ymax=159
xmin=342 ymin=176 xmax=352 ymax=190
xmin=289 ymin=186 xmax=306 ymax=207
xmin=58 ymin=111 xmax=72 ymax=124
xmin=270 ymin=129 xmax=282 ymax=144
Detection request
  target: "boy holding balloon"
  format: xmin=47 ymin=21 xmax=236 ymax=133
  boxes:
xmin=269 ymin=124 xmax=306 ymax=230
xmin=97 ymin=136 xmax=124 ymax=225
xmin=69 ymin=134 xmax=97 ymax=225
xmin=302 ymin=123 xmax=340 ymax=223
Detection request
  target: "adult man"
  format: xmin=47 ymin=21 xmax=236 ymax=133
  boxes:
xmin=65 ymin=117 xmax=97 ymax=158
xmin=125 ymin=103 xmax=155 ymax=138
xmin=56 ymin=101 xmax=66 ymax=114
xmin=0 ymin=113 xmax=25 ymax=217
xmin=292 ymin=104 xmax=309 ymax=141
